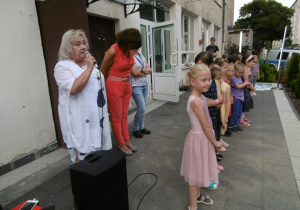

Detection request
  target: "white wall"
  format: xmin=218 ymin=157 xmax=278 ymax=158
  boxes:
xmin=0 ymin=0 xmax=56 ymax=165
xmin=87 ymin=0 xmax=140 ymax=33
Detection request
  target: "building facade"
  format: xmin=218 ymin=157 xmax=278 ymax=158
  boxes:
xmin=0 ymin=0 xmax=234 ymax=173
xmin=226 ymin=28 xmax=253 ymax=54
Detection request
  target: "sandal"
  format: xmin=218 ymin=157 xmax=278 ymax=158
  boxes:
xmin=197 ymin=193 xmax=214 ymax=205
xmin=204 ymin=182 xmax=218 ymax=190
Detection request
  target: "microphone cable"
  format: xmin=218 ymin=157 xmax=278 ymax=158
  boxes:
xmin=128 ymin=173 xmax=158 ymax=210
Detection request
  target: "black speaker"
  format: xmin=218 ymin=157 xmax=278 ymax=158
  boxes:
xmin=69 ymin=148 xmax=129 ymax=210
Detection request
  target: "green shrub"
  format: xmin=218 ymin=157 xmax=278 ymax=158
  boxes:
xmin=258 ymin=64 xmax=278 ymax=82
xmin=280 ymin=66 xmax=288 ymax=77
xmin=295 ymin=72 xmax=300 ymax=98
xmin=290 ymin=79 xmax=297 ymax=91
xmin=287 ymin=53 xmax=300 ymax=87
xmin=259 ymin=71 xmax=264 ymax=82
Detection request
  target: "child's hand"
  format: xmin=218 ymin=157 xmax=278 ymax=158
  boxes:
xmin=214 ymin=141 xmax=222 ymax=149
xmin=246 ymin=84 xmax=251 ymax=88
xmin=221 ymin=123 xmax=226 ymax=130
xmin=230 ymin=96 xmax=234 ymax=104
xmin=218 ymin=95 xmax=224 ymax=104
xmin=225 ymin=117 xmax=228 ymax=124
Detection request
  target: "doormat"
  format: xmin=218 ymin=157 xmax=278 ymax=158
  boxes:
xmin=255 ymin=83 xmax=273 ymax=91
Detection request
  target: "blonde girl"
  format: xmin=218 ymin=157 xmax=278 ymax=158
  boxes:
xmin=180 ymin=64 xmax=222 ymax=210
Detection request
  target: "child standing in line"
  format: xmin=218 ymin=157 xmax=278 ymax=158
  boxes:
xmin=222 ymin=63 xmax=235 ymax=137
xmin=180 ymin=64 xmax=222 ymax=210
xmin=229 ymin=62 xmax=248 ymax=132
xmin=251 ymin=55 xmax=260 ymax=93
xmin=195 ymin=52 xmax=225 ymax=164
xmin=240 ymin=55 xmax=256 ymax=126
xmin=211 ymin=65 xmax=229 ymax=147
xmin=203 ymin=65 xmax=225 ymax=172
xmin=216 ymin=62 xmax=231 ymax=141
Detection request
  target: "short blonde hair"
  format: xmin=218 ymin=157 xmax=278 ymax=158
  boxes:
xmin=234 ymin=62 xmax=245 ymax=71
xmin=211 ymin=64 xmax=222 ymax=79
xmin=58 ymin=29 xmax=89 ymax=61
xmin=227 ymin=63 xmax=234 ymax=70
xmin=186 ymin=64 xmax=210 ymax=83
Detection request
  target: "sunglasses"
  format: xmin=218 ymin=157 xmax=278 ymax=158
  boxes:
xmin=239 ymin=71 xmax=244 ymax=74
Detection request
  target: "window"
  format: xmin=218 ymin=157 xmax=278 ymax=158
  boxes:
xmin=140 ymin=0 xmax=170 ymax=23
xmin=276 ymin=52 xmax=289 ymax=60
xmin=182 ymin=14 xmax=195 ymax=64
xmin=202 ymin=22 xmax=208 ymax=52
xmin=214 ymin=28 xmax=218 ymax=43
xmin=156 ymin=1 xmax=170 ymax=23
xmin=140 ymin=0 xmax=154 ymax=22
xmin=140 ymin=25 xmax=148 ymax=61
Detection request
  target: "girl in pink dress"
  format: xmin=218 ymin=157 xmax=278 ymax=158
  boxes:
xmin=180 ymin=64 xmax=222 ymax=210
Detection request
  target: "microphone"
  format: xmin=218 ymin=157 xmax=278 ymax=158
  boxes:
xmin=84 ymin=51 xmax=98 ymax=68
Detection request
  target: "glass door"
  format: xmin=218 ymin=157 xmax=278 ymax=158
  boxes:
xmin=151 ymin=20 xmax=179 ymax=102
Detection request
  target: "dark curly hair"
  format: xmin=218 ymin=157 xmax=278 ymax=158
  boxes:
xmin=116 ymin=28 xmax=142 ymax=52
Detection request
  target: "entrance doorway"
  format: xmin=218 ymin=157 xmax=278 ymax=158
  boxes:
xmin=151 ymin=21 xmax=179 ymax=102
xmin=88 ymin=15 xmax=116 ymax=64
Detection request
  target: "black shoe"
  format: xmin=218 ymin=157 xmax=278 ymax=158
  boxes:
xmin=230 ymin=126 xmax=239 ymax=132
xmin=216 ymin=153 xmax=223 ymax=159
xmin=140 ymin=128 xmax=151 ymax=134
xmin=224 ymin=129 xmax=231 ymax=136
xmin=236 ymin=125 xmax=243 ymax=131
xmin=133 ymin=130 xmax=143 ymax=138
xmin=217 ymin=158 xmax=222 ymax=164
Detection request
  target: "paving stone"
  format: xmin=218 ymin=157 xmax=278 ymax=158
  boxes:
xmin=262 ymin=120 xmax=283 ymax=132
xmin=264 ymin=163 xmax=299 ymax=196
xmin=263 ymin=144 xmax=292 ymax=167
xmin=263 ymin=130 xmax=287 ymax=146
xmin=224 ymin=198 xmax=262 ymax=210
xmin=264 ymin=189 xmax=300 ymax=210
xmin=225 ymin=180 xmax=263 ymax=208
xmin=39 ymin=169 xmax=71 ymax=195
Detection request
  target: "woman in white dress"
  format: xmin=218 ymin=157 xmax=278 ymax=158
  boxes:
xmin=54 ymin=29 xmax=112 ymax=164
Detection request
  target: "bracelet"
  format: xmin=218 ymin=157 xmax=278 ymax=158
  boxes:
xmin=141 ymin=68 xmax=144 ymax=73
xmin=215 ymin=99 xmax=219 ymax=104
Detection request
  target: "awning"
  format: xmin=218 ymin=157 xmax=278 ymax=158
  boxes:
xmin=86 ymin=0 xmax=169 ymax=18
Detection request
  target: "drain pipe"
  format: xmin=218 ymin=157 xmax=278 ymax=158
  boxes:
xmin=222 ymin=0 xmax=225 ymax=55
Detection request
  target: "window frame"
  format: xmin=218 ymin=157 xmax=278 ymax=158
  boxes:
xmin=181 ymin=14 xmax=195 ymax=64
xmin=139 ymin=0 xmax=170 ymax=23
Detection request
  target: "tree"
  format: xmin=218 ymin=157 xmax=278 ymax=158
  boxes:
xmin=234 ymin=0 xmax=294 ymax=51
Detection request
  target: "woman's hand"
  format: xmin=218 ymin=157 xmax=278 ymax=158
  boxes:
xmin=100 ymin=48 xmax=116 ymax=79
xmin=131 ymin=66 xmax=146 ymax=77
xmin=86 ymin=54 xmax=96 ymax=71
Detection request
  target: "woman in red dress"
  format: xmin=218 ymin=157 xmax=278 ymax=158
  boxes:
xmin=100 ymin=28 xmax=142 ymax=155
